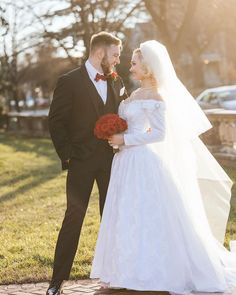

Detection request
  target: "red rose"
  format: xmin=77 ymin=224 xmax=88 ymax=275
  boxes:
xmin=111 ymin=72 xmax=118 ymax=80
xmin=106 ymin=71 xmax=118 ymax=82
xmin=94 ymin=113 xmax=128 ymax=140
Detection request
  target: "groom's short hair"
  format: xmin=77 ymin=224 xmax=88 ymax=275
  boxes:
xmin=90 ymin=31 xmax=122 ymax=53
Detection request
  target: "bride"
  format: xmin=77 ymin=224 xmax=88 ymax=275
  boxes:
xmin=90 ymin=40 xmax=236 ymax=295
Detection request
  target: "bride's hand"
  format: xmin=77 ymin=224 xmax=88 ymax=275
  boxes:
xmin=108 ymin=134 xmax=124 ymax=146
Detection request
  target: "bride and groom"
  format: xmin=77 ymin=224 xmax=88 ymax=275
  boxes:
xmin=47 ymin=31 xmax=236 ymax=295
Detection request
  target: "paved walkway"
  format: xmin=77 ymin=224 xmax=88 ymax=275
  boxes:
xmin=0 ymin=280 xmax=234 ymax=295
xmin=0 ymin=280 xmax=170 ymax=295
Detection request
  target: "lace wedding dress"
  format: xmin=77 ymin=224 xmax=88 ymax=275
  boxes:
xmin=90 ymin=93 xmax=236 ymax=295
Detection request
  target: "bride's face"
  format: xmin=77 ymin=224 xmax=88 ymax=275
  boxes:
xmin=129 ymin=53 xmax=146 ymax=81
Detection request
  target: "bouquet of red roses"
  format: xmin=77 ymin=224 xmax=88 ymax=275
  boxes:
xmin=94 ymin=113 xmax=128 ymax=152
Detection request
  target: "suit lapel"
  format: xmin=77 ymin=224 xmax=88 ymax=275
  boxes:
xmin=80 ymin=64 xmax=121 ymax=115
xmin=107 ymin=78 xmax=120 ymax=111
xmin=80 ymin=64 xmax=102 ymax=117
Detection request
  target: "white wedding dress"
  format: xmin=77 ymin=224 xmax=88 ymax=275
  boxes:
xmin=90 ymin=98 xmax=236 ymax=295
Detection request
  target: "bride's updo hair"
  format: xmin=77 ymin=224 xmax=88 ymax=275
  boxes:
xmin=133 ymin=48 xmax=156 ymax=82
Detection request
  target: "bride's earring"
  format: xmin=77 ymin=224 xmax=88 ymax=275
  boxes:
xmin=143 ymin=69 xmax=151 ymax=79
xmin=150 ymin=75 xmax=158 ymax=87
xmin=144 ymin=72 xmax=157 ymax=87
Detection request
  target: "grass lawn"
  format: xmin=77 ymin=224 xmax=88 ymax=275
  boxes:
xmin=0 ymin=133 xmax=100 ymax=284
xmin=1 ymin=132 xmax=236 ymax=284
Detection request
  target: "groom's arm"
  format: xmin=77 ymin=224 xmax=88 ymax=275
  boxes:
xmin=48 ymin=74 xmax=73 ymax=163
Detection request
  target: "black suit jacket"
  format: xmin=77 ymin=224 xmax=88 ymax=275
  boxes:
xmin=48 ymin=64 xmax=128 ymax=170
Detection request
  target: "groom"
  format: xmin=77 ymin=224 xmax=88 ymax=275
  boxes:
xmin=47 ymin=31 xmax=127 ymax=295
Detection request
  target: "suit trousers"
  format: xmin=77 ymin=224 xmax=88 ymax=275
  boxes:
xmin=51 ymin=146 xmax=113 ymax=281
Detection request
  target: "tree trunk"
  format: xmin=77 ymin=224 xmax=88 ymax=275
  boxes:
xmin=191 ymin=47 xmax=204 ymax=90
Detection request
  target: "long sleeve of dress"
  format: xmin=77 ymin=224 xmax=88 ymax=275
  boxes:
xmin=123 ymin=101 xmax=166 ymax=146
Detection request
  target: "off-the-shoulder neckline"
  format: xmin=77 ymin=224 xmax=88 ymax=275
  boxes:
xmin=122 ymin=99 xmax=165 ymax=104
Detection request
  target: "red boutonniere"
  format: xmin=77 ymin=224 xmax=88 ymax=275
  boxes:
xmin=107 ymin=71 xmax=118 ymax=82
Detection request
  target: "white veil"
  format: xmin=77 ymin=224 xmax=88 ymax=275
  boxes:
xmin=140 ymin=40 xmax=233 ymax=244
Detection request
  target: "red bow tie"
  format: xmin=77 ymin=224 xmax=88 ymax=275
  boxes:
xmin=95 ymin=73 xmax=107 ymax=82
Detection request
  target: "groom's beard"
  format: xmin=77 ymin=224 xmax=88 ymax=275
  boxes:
xmin=101 ymin=55 xmax=114 ymax=75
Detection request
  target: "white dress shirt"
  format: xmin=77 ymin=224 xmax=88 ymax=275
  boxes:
xmin=85 ymin=60 xmax=107 ymax=104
